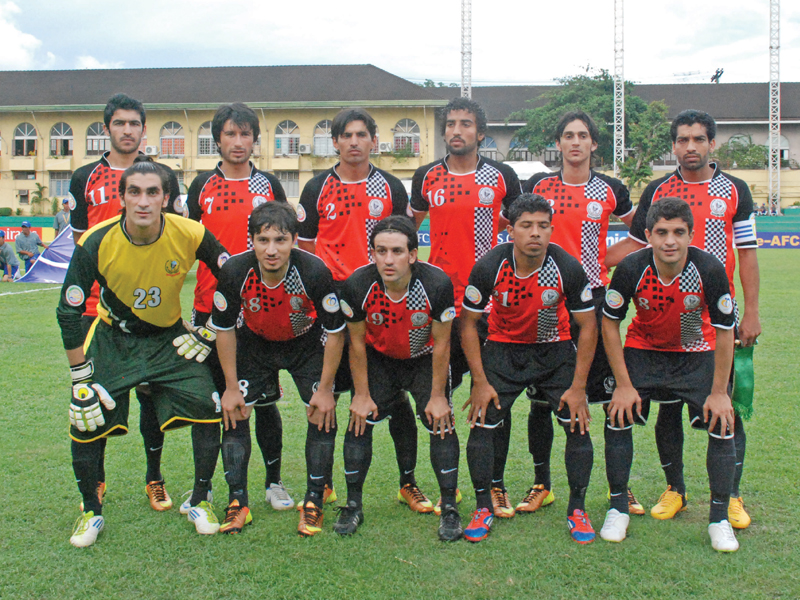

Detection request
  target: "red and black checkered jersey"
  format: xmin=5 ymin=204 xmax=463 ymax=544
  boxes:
xmin=629 ymin=164 xmax=757 ymax=290
xmin=297 ymin=163 xmax=409 ymax=282
xmin=523 ymin=170 xmax=632 ymax=289
xmin=604 ymin=246 xmax=735 ymax=352
xmin=410 ymin=156 xmax=521 ymax=314
xmin=211 ymin=248 xmax=344 ymax=342
xmin=187 ymin=162 xmax=286 ymax=314
xmin=463 ymin=242 xmax=593 ymax=344
xmin=339 ymin=262 xmax=456 ymax=360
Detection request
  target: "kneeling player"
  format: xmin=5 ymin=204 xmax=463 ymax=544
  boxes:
xmin=57 ymin=161 xmax=228 ymax=547
xmin=338 ymin=216 xmax=462 ymax=540
xmin=212 ymin=201 xmax=344 ymax=536
xmin=602 ymin=197 xmax=738 ymax=551
xmin=461 ymin=193 xmax=598 ymax=543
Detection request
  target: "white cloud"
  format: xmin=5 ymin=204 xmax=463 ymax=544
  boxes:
xmin=75 ymin=55 xmax=124 ymax=70
xmin=0 ymin=2 xmax=42 ymax=69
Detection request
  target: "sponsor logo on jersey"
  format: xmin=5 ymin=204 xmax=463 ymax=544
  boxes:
xmin=290 ymin=296 xmax=304 ymax=311
xmin=165 ymin=259 xmax=180 ymax=276
xmin=718 ymin=293 xmax=733 ymax=315
xmin=322 ymin=293 xmax=340 ymax=313
xmin=65 ymin=285 xmax=85 ymax=307
xmin=368 ymin=198 xmax=384 ymax=218
xmin=478 ymin=187 xmax=495 ymax=205
xmin=411 ymin=311 xmax=429 ymax=327
xmin=541 ymin=289 xmax=560 ymax=306
xmin=710 ymin=198 xmax=727 ymax=217
xmin=603 ymin=376 xmax=616 ymax=394
xmin=296 ymin=204 xmax=306 ymax=222
xmin=464 ymin=285 xmax=482 ymax=305
xmin=67 ymin=193 xmax=77 ymax=211
xmin=213 ymin=291 xmax=227 ymax=312
xmin=217 ymin=252 xmax=230 ymax=268
xmin=441 ymin=306 xmax=456 ymax=322
xmin=605 ymin=289 xmax=624 ymax=310
xmin=340 ymin=298 xmax=354 ymax=318
xmin=684 ymin=294 xmax=701 ymax=310
xmin=580 ymin=285 xmax=593 ymax=303
xmin=252 ymin=196 xmax=267 ymax=209
xmin=586 ymin=201 xmax=603 ymax=220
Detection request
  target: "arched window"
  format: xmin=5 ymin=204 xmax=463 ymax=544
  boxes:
xmin=313 ymin=120 xmax=334 ymax=156
xmin=275 ymin=120 xmax=299 ymax=156
xmin=728 ymin=133 xmax=751 ymax=148
xmin=198 ymin=121 xmax=215 ymax=156
xmin=508 ymin=138 xmax=533 ymax=161
xmin=779 ymin=134 xmax=790 ymax=161
xmin=393 ymin=119 xmax=420 ymax=155
xmin=160 ymin=122 xmax=184 ymax=157
xmin=14 ymin=123 xmax=37 ymax=156
xmin=479 ymin=135 xmax=497 ymax=160
xmin=50 ymin=123 xmax=73 ymax=156
xmin=86 ymin=122 xmax=109 ymax=156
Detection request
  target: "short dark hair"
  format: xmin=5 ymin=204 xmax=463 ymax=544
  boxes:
xmin=330 ymin=108 xmax=377 ymax=140
xmin=554 ymin=110 xmax=600 ymax=144
xmin=670 ymin=109 xmax=716 ymax=142
xmin=211 ymin=103 xmax=261 ymax=148
xmin=249 ymin=201 xmax=298 ymax=238
xmin=119 ymin=157 xmax=170 ymax=198
xmin=104 ymin=93 xmax=146 ymax=129
xmin=508 ymin=193 xmax=553 ymax=225
xmin=645 ymin=197 xmax=694 ymax=231
xmin=370 ymin=215 xmax=418 ymax=251
xmin=439 ymin=97 xmax=488 ymax=139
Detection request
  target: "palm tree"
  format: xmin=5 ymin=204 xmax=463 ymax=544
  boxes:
xmin=29 ymin=183 xmax=49 ymax=216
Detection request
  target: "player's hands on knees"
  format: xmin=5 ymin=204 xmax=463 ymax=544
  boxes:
xmin=703 ymin=391 xmax=735 ymax=437
xmin=462 ymin=381 xmax=500 ymax=428
xmin=426 ymin=393 xmax=454 ymax=439
xmin=173 ymin=323 xmax=216 ymax=363
xmin=308 ymin=387 xmax=336 ymax=432
xmin=608 ymin=385 xmax=641 ymax=430
xmin=348 ymin=393 xmax=377 ymax=437
xmin=221 ymin=388 xmax=247 ymax=431
xmin=70 ymin=382 xmax=116 ymax=432
xmin=558 ymin=385 xmax=591 ymax=434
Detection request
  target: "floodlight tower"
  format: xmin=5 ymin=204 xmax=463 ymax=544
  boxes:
xmin=613 ymin=0 xmax=624 ymax=178
xmin=768 ymin=0 xmax=781 ymax=214
xmin=461 ymin=0 xmax=472 ymax=99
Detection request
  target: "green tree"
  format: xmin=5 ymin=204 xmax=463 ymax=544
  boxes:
xmin=29 ymin=183 xmax=49 ymax=216
xmin=712 ymin=135 xmax=768 ymax=169
xmin=419 ymin=79 xmax=459 ymax=89
xmin=619 ymin=100 xmax=672 ymax=189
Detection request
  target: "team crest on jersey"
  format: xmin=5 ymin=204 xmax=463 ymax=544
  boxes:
xmin=214 ymin=291 xmax=228 ymax=312
xmin=65 ymin=285 xmax=85 ymax=307
xmin=478 ymin=187 xmax=495 ymax=205
xmin=322 ymin=293 xmax=340 ymax=313
xmin=718 ymin=293 xmax=733 ymax=315
xmin=290 ymin=296 xmax=304 ymax=311
xmin=710 ymin=199 xmax=727 ymax=217
xmin=541 ymin=289 xmax=560 ymax=306
xmin=411 ymin=312 xmax=429 ymax=327
xmin=684 ymin=294 xmax=701 ymax=310
xmin=67 ymin=193 xmax=77 ymax=211
xmin=580 ymin=285 xmax=592 ymax=303
xmin=165 ymin=259 xmax=180 ymax=276
xmin=340 ymin=299 xmax=354 ymax=318
xmin=217 ymin=252 xmax=230 ymax=268
xmin=296 ymin=204 xmax=306 ymax=222
xmin=586 ymin=201 xmax=603 ymax=220
xmin=465 ymin=285 xmax=482 ymax=305
xmin=606 ymin=289 xmax=624 ymax=310
xmin=252 ymin=196 xmax=267 ymax=209
xmin=441 ymin=306 xmax=456 ymax=322
xmin=368 ymin=199 xmax=384 ymax=218
xmin=603 ymin=376 xmax=616 ymax=394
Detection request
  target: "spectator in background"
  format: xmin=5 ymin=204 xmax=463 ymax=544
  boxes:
xmin=16 ymin=221 xmax=48 ymax=273
xmin=54 ymin=199 xmax=71 ymax=236
xmin=0 ymin=230 xmax=20 ymax=281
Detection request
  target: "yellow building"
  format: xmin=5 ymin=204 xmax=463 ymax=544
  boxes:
xmin=0 ymin=65 xmax=449 ymax=212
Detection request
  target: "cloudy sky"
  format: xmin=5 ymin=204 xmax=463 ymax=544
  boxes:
xmin=1 ymin=0 xmax=798 ymax=85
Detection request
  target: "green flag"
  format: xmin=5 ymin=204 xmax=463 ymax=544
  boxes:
xmin=732 ymin=344 xmax=755 ymax=420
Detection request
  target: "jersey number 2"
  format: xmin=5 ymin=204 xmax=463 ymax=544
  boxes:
xmin=133 ymin=287 xmax=162 ymax=309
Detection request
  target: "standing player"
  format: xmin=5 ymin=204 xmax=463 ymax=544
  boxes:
xmin=460 ymin=194 xmax=598 ymax=543
xmin=297 ymin=108 xmax=429 ymax=512
xmin=623 ymin=110 xmax=760 ymax=528
xmin=602 ymin=197 xmax=739 ymax=551
xmin=337 ymin=216 xmax=462 ymax=540
xmin=68 ymin=94 xmax=181 ymax=514
xmin=211 ymin=202 xmax=344 ymax=536
xmin=186 ymin=103 xmax=293 ymax=511
xmin=410 ymin=97 xmax=521 ymax=518
xmin=520 ymin=111 xmax=642 ymax=516
xmin=57 ymin=161 xmax=227 ymax=547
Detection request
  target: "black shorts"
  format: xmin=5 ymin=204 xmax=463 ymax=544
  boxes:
xmin=236 ymin=325 xmax=326 ymax=407
xmin=479 ymin=340 xmax=576 ymax=428
xmin=579 ymin=288 xmax=616 ymax=404
xmin=450 ymin=312 xmax=489 ymax=391
xmin=363 ymin=346 xmax=452 ymax=433
xmin=70 ymin=320 xmax=221 ymax=443
xmin=622 ymin=348 xmax=729 ymax=437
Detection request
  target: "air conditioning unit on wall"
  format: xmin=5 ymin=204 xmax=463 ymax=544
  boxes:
xmin=145 ymin=146 xmax=158 ymax=156
xmin=298 ymin=144 xmax=312 ymax=155
xmin=379 ymin=142 xmax=394 ymax=153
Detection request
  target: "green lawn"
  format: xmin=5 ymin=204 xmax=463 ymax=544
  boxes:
xmin=0 ymin=250 xmax=798 ymax=600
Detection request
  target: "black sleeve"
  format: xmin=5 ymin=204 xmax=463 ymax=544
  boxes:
xmin=603 ymin=254 xmax=638 ymax=320
xmin=387 ymin=175 xmax=410 ymax=216
xmin=557 ymin=251 xmax=593 ymax=313
xmin=210 ymin=259 xmax=244 ymax=330
xmin=427 ymin=270 xmax=456 ymax=322
xmin=56 ymin=243 xmax=97 ymax=349
xmin=68 ymin=168 xmax=90 ymax=232
xmin=731 ymin=177 xmax=758 ymax=249
xmin=339 ymin=271 xmax=368 ymax=323
xmin=698 ymin=251 xmax=736 ymax=329
xmin=297 ymin=175 xmax=323 ymax=241
xmin=608 ymin=178 xmax=633 ymax=218
xmin=499 ymin=163 xmax=522 ymax=217
xmin=307 ymin=258 xmax=346 ymax=332
xmin=521 ymin=172 xmax=548 ymax=194
xmin=463 ymin=250 xmax=501 ymax=312
xmin=265 ymin=172 xmax=288 ymax=203
xmin=409 ymin=165 xmax=430 ymax=213
xmin=628 ymin=182 xmax=657 ymax=243
xmin=186 ymin=173 xmax=206 ymax=222
xmin=195 ymin=228 xmax=229 ymax=279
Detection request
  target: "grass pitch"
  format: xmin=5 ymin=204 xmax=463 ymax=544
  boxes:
xmin=0 ymin=250 xmax=798 ymax=599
